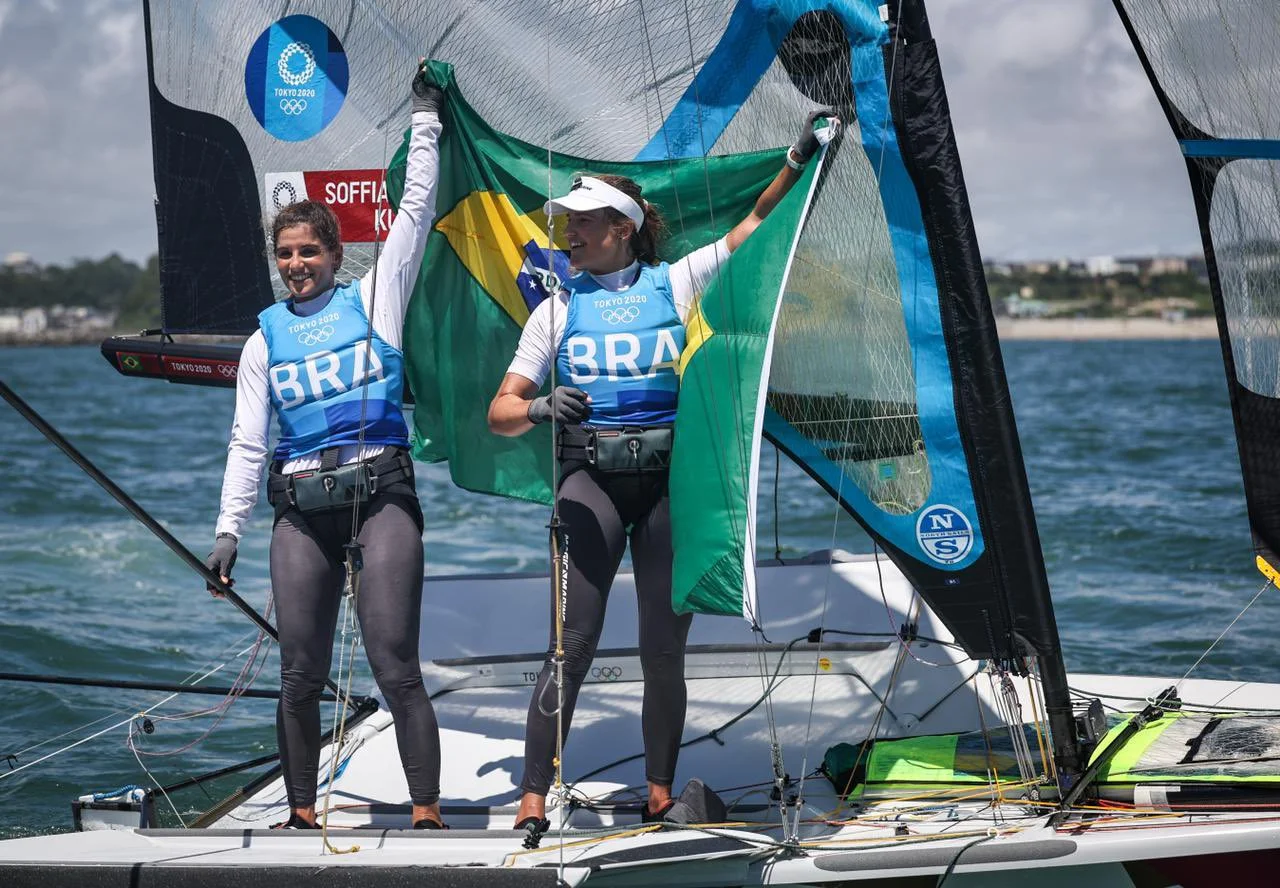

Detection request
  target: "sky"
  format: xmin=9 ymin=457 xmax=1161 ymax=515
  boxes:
xmin=0 ymin=0 xmax=1204 ymax=267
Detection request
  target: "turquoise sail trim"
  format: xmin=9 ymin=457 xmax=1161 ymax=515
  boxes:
xmin=644 ymin=0 xmax=983 ymax=570
xmin=1180 ymin=138 xmax=1280 ymax=159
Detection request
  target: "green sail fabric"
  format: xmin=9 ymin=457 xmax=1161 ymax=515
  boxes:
xmin=669 ymin=157 xmax=822 ymax=618
xmin=385 ymin=61 xmax=784 ymax=506
xmin=1090 ymin=712 xmax=1280 ymax=785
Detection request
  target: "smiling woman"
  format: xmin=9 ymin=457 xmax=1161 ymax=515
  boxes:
xmin=201 ymin=62 xmax=450 ymax=832
xmin=271 ymin=203 xmax=344 ymax=301
xmin=484 ymin=111 xmax=837 ymax=837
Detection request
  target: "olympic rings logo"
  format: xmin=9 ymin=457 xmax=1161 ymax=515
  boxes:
xmin=272 ymin=180 xmax=298 ymax=209
xmin=296 ymin=325 xmax=335 ymax=346
xmin=279 ymin=98 xmax=309 ymax=115
xmin=277 ymin=42 xmax=316 ymax=86
xmin=217 ymin=364 xmax=238 ymax=379
xmin=591 ymin=666 xmax=622 ymax=681
xmin=600 ymin=306 xmax=640 ymax=325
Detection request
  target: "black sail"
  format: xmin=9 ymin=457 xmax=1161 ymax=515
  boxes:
xmin=1113 ymin=1 xmax=1280 ymax=581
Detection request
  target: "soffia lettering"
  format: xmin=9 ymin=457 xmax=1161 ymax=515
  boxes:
xmin=269 ymin=341 xmax=385 ymax=407
xmin=324 ymin=179 xmax=388 ymax=205
xmin=566 ymin=330 xmax=680 ymax=382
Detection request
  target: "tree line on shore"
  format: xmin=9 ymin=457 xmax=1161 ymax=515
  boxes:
xmin=1 ymin=251 xmax=1217 ymax=334
xmin=0 ymin=253 xmax=161 ymax=331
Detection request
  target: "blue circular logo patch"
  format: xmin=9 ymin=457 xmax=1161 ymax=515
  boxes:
xmin=915 ymin=504 xmax=974 ymax=565
xmin=245 ymin=15 xmax=348 ymax=142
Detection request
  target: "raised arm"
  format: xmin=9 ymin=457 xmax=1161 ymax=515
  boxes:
xmin=725 ymin=109 xmax=837 ymax=253
xmin=362 ymin=63 xmax=445 ymax=350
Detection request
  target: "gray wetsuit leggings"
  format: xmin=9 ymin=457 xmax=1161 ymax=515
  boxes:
xmin=521 ymin=466 xmax=694 ymax=796
xmin=270 ymin=491 xmax=440 ymax=807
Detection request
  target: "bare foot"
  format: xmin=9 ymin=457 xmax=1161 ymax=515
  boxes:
xmin=412 ymin=801 xmax=444 ymax=828
xmin=515 ymin=791 xmax=546 ymax=827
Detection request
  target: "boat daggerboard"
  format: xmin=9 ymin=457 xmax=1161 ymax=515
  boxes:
xmin=1113 ymin=1 xmax=1280 ymax=588
xmin=125 ymin=0 xmax=1066 ymax=671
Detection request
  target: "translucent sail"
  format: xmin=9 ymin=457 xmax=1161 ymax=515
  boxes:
xmin=140 ymin=0 xmax=1063 ymax=672
xmin=1114 ymin=0 xmax=1280 ymax=580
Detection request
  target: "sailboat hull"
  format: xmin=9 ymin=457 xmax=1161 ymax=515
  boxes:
xmin=1 ymin=555 xmax=1278 ymax=886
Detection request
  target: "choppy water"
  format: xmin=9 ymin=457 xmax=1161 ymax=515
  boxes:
xmin=1 ymin=341 xmax=1276 ymax=837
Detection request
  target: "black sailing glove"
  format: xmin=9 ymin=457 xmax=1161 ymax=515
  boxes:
xmin=411 ymin=61 xmax=444 ymax=115
xmin=204 ymin=533 xmax=237 ymax=595
xmin=527 ymin=386 xmax=592 ymax=424
xmin=789 ymin=108 xmax=839 ymax=165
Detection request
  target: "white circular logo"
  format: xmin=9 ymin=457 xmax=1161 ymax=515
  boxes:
xmin=915 ymin=504 xmax=974 ymax=565
xmin=297 ymin=325 xmax=334 ymax=346
xmin=601 ymin=306 xmax=640 ymax=325
xmin=277 ymin=42 xmax=316 ymax=86
xmin=271 ymin=180 xmax=298 ymax=209
xmin=279 ymin=98 xmax=309 ymax=115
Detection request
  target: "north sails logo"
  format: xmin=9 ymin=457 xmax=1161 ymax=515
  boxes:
xmin=915 ymin=504 xmax=974 ymax=565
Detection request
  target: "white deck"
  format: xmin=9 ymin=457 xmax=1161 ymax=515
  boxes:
xmin=2 ymin=554 xmax=1279 ymax=885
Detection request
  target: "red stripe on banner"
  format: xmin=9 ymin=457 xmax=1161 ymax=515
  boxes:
xmin=301 ymin=170 xmax=396 ymax=243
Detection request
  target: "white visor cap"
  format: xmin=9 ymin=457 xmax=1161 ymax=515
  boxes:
xmin=544 ymin=176 xmax=645 ymax=230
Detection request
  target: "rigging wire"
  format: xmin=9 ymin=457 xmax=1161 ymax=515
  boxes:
xmin=538 ymin=13 xmax=570 ymax=878
xmin=0 ymin=628 xmax=272 ymax=782
xmin=1177 ymin=575 xmax=1273 ymax=693
xmin=0 ymin=648 xmax=252 ymax=784
xmin=789 ymin=0 xmax=922 ymax=839
xmin=316 ymin=47 xmax=406 ymax=854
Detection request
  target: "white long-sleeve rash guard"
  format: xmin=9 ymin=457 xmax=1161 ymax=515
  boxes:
xmin=505 ymin=238 xmax=731 ymax=388
xmin=214 ymin=111 xmax=443 ymax=541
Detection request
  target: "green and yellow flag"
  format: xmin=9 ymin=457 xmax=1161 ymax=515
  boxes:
xmin=389 ymin=62 xmax=822 ymax=622
xmin=668 ymin=159 xmax=821 ymax=618
xmin=387 ymin=61 xmax=783 ymax=506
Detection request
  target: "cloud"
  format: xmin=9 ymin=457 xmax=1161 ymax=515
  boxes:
xmin=933 ymin=0 xmax=1203 ymax=260
xmin=0 ymin=0 xmax=154 ymax=265
xmin=1 ymin=0 xmax=1209 ymax=266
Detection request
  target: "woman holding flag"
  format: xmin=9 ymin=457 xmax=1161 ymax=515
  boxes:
xmin=204 ymin=62 xmax=448 ymax=831
xmin=487 ymin=110 xmax=837 ymax=834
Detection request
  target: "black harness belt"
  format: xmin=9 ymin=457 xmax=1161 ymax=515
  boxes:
xmin=267 ymin=447 xmax=414 ymax=513
xmin=556 ymin=425 xmax=673 ymax=473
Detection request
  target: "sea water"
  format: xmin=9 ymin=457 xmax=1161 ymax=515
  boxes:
xmin=0 ymin=341 xmax=1274 ymax=836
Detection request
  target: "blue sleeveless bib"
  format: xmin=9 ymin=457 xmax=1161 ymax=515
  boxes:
xmin=555 ymin=263 xmax=684 ymax=427
xmin=259 ymin=282 xmax=409 ymax=460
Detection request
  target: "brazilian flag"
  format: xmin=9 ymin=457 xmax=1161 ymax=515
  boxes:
xmin=386 ymin=61 xmax=784 ymax=506
xmin=388 ymin=62 xmax=822 ymax=624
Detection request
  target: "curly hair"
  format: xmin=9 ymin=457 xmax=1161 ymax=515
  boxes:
xmin=271 ymin=200 xmax=341 ymax=252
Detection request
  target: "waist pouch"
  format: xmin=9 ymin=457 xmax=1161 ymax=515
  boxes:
xmin=557 ymin=426 xmax=673 ymax=473
xmin=268 ymin=448 xmax=414 ymax=514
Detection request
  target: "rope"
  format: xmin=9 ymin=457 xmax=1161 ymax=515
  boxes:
xmin=316 ymin=46 xmax=403 ymax=854
xmin=1177 ymin=575 xmax=1273 ymax=691
xmin=541 ymin=17 xmax=569 ymax=883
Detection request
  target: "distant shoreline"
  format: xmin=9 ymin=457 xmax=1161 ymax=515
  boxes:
xmin=0 ymin=318 xmax=1222 ymax=347
xmin=996 ymin=317 xmax=1217 ymax=340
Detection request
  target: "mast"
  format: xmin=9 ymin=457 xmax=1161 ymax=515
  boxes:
xmin=883 ymin=0 xmax=1083 ymax=776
